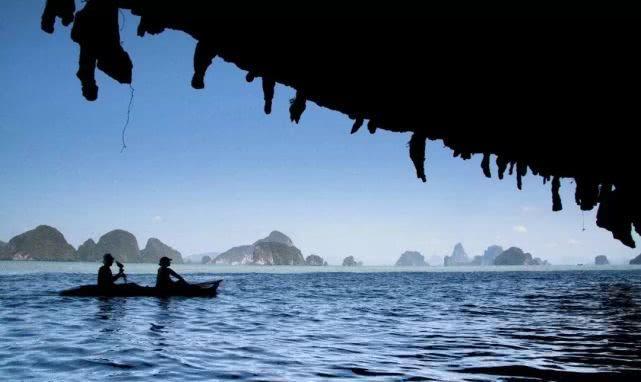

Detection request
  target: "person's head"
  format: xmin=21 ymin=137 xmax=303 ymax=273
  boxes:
xmin=103 ymin=253 xmax=114 ymax=266
xmin=159 ymin=256 xmax=172 ymax=267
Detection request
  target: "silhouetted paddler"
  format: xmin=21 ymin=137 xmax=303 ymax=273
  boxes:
xmin=156 ymin=256 xmax=187 ymax=289
xmin=97 ymin=253 xmax=126 ymax=288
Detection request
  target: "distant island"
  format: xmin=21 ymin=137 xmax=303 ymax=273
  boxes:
xmin=209 ymin=231 xmax=327 ymax=266
xmin=493 ymin=247 xmax=548 ymax=266
xmin=342 ymin=256 xmax=363 ymax=266
xmin=0 ymin=225 xmax=182 ymax=263
xmin=184 ymin=252 xmax=220 ymax=264
xmin=595 ymin=255 xmax=610 ymax=265
xmin=631 ymin=254 xmax=641 ymax=265
xmin=442 ymin=243 xmax=549 ymax=266
xmin=395 ymin=251 xmax=428 ymax=266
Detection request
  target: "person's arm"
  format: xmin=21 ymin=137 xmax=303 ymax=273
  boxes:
xmin=169 ymin=268 xmax=186 ymax=283
xmin=112 ymin=269 xmax=125 ymax=282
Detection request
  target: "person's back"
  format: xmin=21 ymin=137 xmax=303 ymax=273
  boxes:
xmin=156 ymin=266 xmax=172 ymax=289
xmin=97 ymin=264 xmax=114 ymax=288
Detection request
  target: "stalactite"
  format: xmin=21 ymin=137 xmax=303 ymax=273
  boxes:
xmin=552 ymin=176 xmax=562 ymax=211
xmin=367 ymin=120 xmax=377 ymax=134
xmin=38 ymin=2 xmax=641 ymax=249
xmin=136 ymin=15 xmax=165 ymax=37
xmin=261 ymin=77 xmax=275 ymax=114
xmin=191 ymin=40 xmax=217 ymax=89
xmin=496 ymin=156 xmax=508 ymax=180
xmin=481 ymin=153 xmax=491 ymax=178
xmin=516 ymin=161 xmax=527 ymax=190
xmin=70 ymin=0 xmax=132 ymax=101
xmin=350 ymin=118 xmax=363 ymax=134
xmin=289 ymin=91 xmax=306 ymax=123
xmin=596 ymin=185 xmax=635 ymax=248
xmin=41 ymin=0 xmax=75 ymax=34
xmin=575 ymin=178 xmax=600 ymax=211
xmin=409 ymin=133 xmax=427 ymax=182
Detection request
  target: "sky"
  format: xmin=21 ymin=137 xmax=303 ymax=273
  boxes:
xmin=1 ymin=2 xmax=639 ymax=265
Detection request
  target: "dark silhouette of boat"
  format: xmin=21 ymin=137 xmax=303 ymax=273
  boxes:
xmin=60 ymin=280 xmax=222 ymax=297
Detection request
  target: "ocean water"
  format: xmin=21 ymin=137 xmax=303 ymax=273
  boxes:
xmin=1 ymin=262 xmax=641 ymax=381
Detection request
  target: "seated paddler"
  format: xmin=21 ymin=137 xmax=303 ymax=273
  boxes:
xmin=156 ymin=256 xmax=188 ymax=289
xmin=97 ymin=253 xmax=126 ymax=289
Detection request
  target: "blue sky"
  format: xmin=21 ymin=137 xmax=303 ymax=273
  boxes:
xmin=1 ymin=2 xmax=638 ymax=265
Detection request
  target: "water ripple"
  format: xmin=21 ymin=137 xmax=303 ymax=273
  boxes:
xmin=1 ymin=269 xmax=641 ymax=381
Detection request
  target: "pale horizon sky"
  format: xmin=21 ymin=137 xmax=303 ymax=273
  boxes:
xmin=1 ymin=2 xmax=639 ymax=266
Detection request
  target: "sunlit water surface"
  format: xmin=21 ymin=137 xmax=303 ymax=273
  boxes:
xmin=1 ymin=262 xmax=641 ymax=381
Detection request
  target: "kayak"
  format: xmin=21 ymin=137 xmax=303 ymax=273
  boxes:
xmin=60 ymin=280 xmax=222 ymax=297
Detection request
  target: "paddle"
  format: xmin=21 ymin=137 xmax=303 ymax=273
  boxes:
xmin=116 ymin=261 xmax=127 ymax=284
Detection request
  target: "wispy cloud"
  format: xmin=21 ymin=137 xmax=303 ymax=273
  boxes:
xmin=152 ymin=216 xmax=163 ymax=223
xmin=513 ymin=225 xmax=528 ymax=233
xmin=521 ymin=206 xmax=538 ymax=213
xmin=568 ymin=238 xmax=580 ymax=245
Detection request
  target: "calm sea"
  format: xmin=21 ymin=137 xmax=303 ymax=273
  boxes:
xmin=1 ymin=262 xmax=641 ymax=381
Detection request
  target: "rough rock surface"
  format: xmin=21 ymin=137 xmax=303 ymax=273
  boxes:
xmin=305 ymin=254 xmax=327 ymax=266
xmin=140 ymin=238 xmax=183 ymax=264
xmin=214 ymin=231 xmax=304 ymax=265
xmin=252 ymin=242 xmax=305 ymax=265
xmin=94 ymin=229 xmax=140 ymax=263
xmin=595 ymin=255 xmax=610 ymax=265
xmin=1 ymin=225 xmax=76 ymax=261
xmin=494 ymin=247 xmax=534 ymax=266
xmin=253 ymin=231 xmax=294 ymax=247
xmin=482 ymin=245 xmax=504 ymax=265
xmin=342 ymin=256 xmax=362 ymax=266
xmin=214 ymin=245 xmax=255 ymax=265
xmin=77 ymin=239 xmax=97 ymax=261
xmin=395 ymin=251 xmax=428 ymax=266
xmin=444 ymin=243 xmax=470 ymax=266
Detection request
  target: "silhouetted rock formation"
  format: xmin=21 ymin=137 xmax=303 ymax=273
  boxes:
xmin=529 ymin=257 xmax=550 ymax=266
xmin=94 ymin=229 xmax=140 ymax=263
xmin=493 ymin=247 xmax=548 ymax=266
xmin=201 ymin=255 xmax=211 ymax=264
xmin=214 ymin=245 xmax=254 ymax=265
xmin=77 ymin=238 xmax=97 ymax=261
xmin=395 ymin=251 xmax=428 ymax=266
xmin=305 ymin=254 xmax=327 ymax=266
xmin=342 ymin=256 xmax=362 ymax=266
xmin=253 ymin=231 xmax=294 ymax=247
xmin=444 ymin=243 xmax=470 ymax=266
xmin=595 ymin=255 xmax=610 ymax=265
xmin=253 ymin=241 xmax=305 ymax=265
xmin=630 ymin=254 xmax=641 ymax=265
xmin=482 ymin=245 xmax=504 ymax=265
xmin=140 ymin=238 xmax=183 ymax=264
xmin=39 ymin=2 xmax=641 ymax=248
xmin=214 ymin=231 xmax=305 ymax=265
xmin=0 ymin=225 xmax=76 ymax=261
